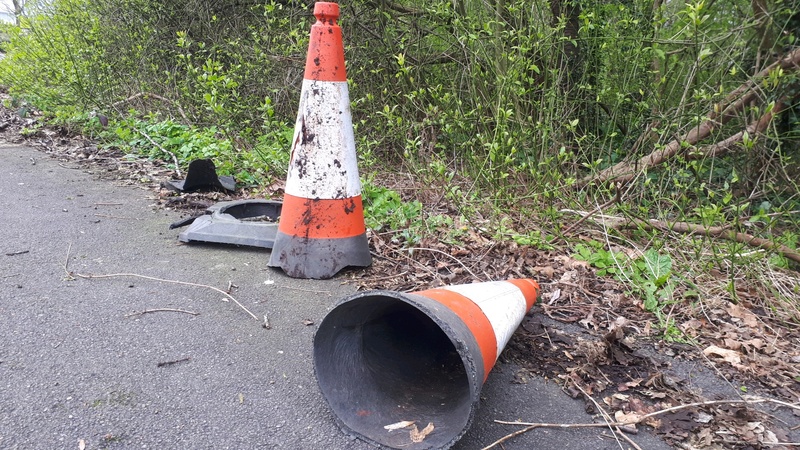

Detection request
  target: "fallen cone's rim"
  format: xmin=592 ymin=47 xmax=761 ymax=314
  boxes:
xmin=314 ymin=289 xmax=485 ymax=450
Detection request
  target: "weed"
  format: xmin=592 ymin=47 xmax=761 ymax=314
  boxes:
xmin=574 ymin=241 xmax=627 ymax=277
xmin=575 ymin=241 xmax=678 ymax=332
xmin=361 ymin=181 xmax=423 ymax=235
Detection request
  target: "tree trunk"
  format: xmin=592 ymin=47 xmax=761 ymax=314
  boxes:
xmin=550 ymin=0 xmax=581 ymax=86
xmin=12 ymin=0 xmax=23 ymax=26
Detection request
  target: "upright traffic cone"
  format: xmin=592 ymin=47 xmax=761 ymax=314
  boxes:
xmin=314 ymin=279 xmax=540 ymax=450
xmin=268 ymin=2 xmax=371 ymax=279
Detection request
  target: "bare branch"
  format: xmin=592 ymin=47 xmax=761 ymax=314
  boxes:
xmin=584 ymin=47 xmax=800 ymax=185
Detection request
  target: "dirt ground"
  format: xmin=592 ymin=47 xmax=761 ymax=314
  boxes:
xmin=3 ymin=102 xmax=799 ymax=449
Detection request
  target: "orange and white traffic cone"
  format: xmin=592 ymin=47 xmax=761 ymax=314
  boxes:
xmin=314 ymin=279 xmax=540 ymax=450
xmin=268 ymin=2 xmax=371 ymax=279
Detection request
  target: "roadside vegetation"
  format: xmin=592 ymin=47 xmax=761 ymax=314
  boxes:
xmin=1 ymin=0 xmax=798 ymax=345
xmin=1 ymin=0 xmax=799 ymax=446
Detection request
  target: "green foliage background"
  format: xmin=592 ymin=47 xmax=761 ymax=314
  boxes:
xmin=1 ymin=0 xmax=798 ymax=258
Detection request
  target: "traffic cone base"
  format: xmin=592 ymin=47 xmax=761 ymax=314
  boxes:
xmin=269 ymin=232 xmax=371 ymax=280
xmin=314 ymin=279 xmax=540 ymax=449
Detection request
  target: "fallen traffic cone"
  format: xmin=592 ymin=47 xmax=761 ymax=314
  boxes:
xmin=268 ymin=2 xmax=371 ymax=279
xmin=314 ymin=279 xmax=540 ymax=449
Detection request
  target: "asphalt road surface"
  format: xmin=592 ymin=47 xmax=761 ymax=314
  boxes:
xmin=0 ymin=143 xmax=671 ymax=449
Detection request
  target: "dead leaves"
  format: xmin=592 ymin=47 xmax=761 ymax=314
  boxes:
xmin=383 ymin=420 xmax=415 ymax=431
xmin=383 ymin=420 xmax=435 ymax=444
xmin=703 ymin=345 xmax=745 ymax=368
xmin=410 ymin=422 xmax=435 ymax=443
xmin=352 ymin=179 xmax=800 ymax=450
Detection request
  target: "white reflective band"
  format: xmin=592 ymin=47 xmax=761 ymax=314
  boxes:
xmin=285 ymin=80 xmax=361 ymax=199
xmin=442 ymin=282 xmax=528 ymax=360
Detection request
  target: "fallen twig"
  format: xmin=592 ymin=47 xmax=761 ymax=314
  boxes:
xmin=484 ymin=397 xmax=796 ymax=450
xmin=403 ymin=247 xmax=483 ymax=281
xmin=125 ymin=308 xmax=200 ymax=318
xmin=227 ymin=280 xmax=238 ymax=294
xmin=75 ymin=271 xmax=259 ymax=321
xmin=623 ymin=218 xmax=800 ymax=264
xmin=63 ymin=243 xmax=75 ymax=281
xmin=5 ymin=250 xmax=29 ymax=256
xmin=263 ymin=314 xmax=271 ymax=330
xmin=561 ymin=187 xmax=621 ymax=237
xmin=557 ymin=281 xmax=601 ymax=299
xmin=134 ymin=127 xmax=182 ymax=178
xmin=355 ymin=271 xmax=410 ymax=284
xmin=562 ymin=211 xmax=800 ymax=264
xmin=572 ymin=380 xmax=637 ymax=450
xmin=583 ymin=47 xmax=800 ymax=185
xmin=63 ymin=245 xmax=258 ymax=321
xmin=111 ymin=92 xmax=189 ymax=123
xmin=94 ymin=213 xmax=141 ymax=220
xmin=156 ymin=356 xmax=191 ymax=367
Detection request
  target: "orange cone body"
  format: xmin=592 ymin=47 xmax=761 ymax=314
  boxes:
xmin=268 ymin=2 xmax=371 ymax=279
xmin=314 ymin=279 xmax=540 ymax=449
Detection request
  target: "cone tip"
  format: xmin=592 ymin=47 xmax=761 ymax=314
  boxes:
xmin=508 ymin=279 xmax=540 ymax=309
xmin=314 ymin=2 xmax=340 ymax=20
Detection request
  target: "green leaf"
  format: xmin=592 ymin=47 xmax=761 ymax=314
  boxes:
xmin=643 ymin=291 xmax=658 ymax=312
xmin=642 ymin=249 xmax=671 ymax=284
xmin=698 ymin=48 xmax=713 ymax=61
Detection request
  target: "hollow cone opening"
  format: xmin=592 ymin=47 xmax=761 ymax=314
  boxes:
xmin=314 ymin=291 xmax=484 ymax=449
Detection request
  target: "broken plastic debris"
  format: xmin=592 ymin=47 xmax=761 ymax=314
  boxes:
xmin=176 ymin=200 xmax=282 ymax=248
xmin=164 ymin=159 xmax=235 ymax=192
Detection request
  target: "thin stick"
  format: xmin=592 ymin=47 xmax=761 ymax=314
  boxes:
xmin=561 ymin=188 xmax=621 ymax=237
xmin=480 ymin=424 xmax=540 ymax=450
xmin=156 ymin=356 xmax=191 ymax=367
xmin=263 ymin=314 xmax=271 ymax=330
xmin=403 ymin=247 xmax=482 ymax=281
xmin=134 ymin=128 xmax=182 ymax=178
xmin=63 ymin=242 xmax=75 ymax=281
xmin=557 ymin=281 xmax=602 ymax=298
xmin=572 ymin=380 xmax=632 ymax=450
xmin=64 ymin=245 xmax=257 ymax=322
xmin=357 ymin=271 xmax=410 ymax=283
xmin=562 ymin=210 xmax=800 ymax=263
xmin=74 ymin=272 xmax=258 ymax=321
xmin=624 ymin=218 xmax=800 ymax=264
xmin=125 ymin=308 xmax=200 ymax=318
xmin=584 ymin=48 xmax=800 ymax=185
xmin=111 ymin=92 xmax=189 ymax=123
xmin=94 ymin=213 xmax=141 ymax=220
xmin=485 ymin=397 xmax=797 ymax=449
xmin=494 ymin=420 xmax=626 ymax=428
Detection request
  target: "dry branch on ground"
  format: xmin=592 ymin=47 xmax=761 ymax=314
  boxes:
xmin=584 ymin=47 xmax=800 ymax=185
